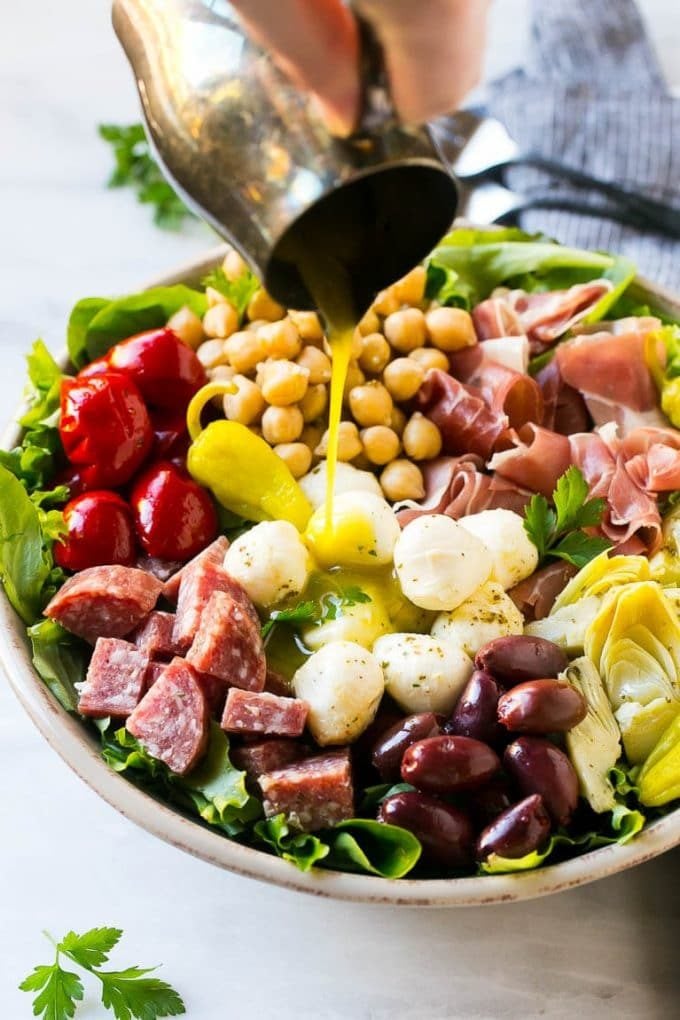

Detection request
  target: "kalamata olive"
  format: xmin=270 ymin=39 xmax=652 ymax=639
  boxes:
xmin=475 ymin=636 xmax=568 ymax=686
xmin=504 ymin=737 xmax=579 ymax=826
xmin=468 ymin=778 xmax=514 ymax=829
xmin=444 ymin=670 xmax=501 ymax=744
xmin=401 ymin=735 xmax=500 ymax=794
xmin=379 ymin=791 xmax=474 ymax=869
xmin=498 ymin=679 xmax=587 ymax=734
xmin=372 ymin=712 xmax=441 ymax=781
xmin=476 ymin=794 xmax=552 ymax=861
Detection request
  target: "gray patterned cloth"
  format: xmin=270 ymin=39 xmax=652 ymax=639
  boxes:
xmin=484 ymin=0 xmax=680 ymax=290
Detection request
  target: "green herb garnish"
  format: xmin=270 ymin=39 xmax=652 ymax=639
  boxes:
xmin=19 ymin=926 xmax=185 ymax=1019
xmin=261 ymin=587 xmax=372 ymax=639
xmin=201 ymin=266 xmax=259 ymax=323
xmin=524 ymin=466 xmax=611 ymax=567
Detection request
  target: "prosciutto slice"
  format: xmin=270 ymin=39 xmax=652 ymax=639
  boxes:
xmin=508 ymin=562 xmax=578 ymax=622
xmin=488 ymin=424 xmax=572 ymax=498
xmin=535 ymin=359 xmax=591 ymax=436
xmin=619 ymin=428 xmax=680 ymax=492
xmin=449 ymin=346 xmax=543 ymax=429
xmin=473 ymin=281 xmax=613 ymax=353
xmin=416 ymin=370 xmax=509 ymax=459
xmin=396 ymin=455 xmax=531 ymax=527
xmin=555 ymin=327 xmax=666 ymax=432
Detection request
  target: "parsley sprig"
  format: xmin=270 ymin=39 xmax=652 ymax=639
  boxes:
xmin=19 ymin=927 xmax=185 ymax=1020
xmin=524 ymin=466 xmax=612 ymax=568
xmin=262 ymin=586 xmax=372 ymax=640
xmin=98 ymin=123 xmax=195 ymax=230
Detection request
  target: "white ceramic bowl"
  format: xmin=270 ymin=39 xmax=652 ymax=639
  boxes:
xmin=2 ymin=247 xmax=680 ymax=906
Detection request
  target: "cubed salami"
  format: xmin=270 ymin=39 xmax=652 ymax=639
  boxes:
xmin=162 ymin=536 xmax=230 ymax=603
xmin=127 ymin=657 xmax=209 ymax=775
xmin=144 ymin=660 xmax=168 ymax=691
xmin=230 ymin=738 xmax=304 ymax=780
xmin=172 ymin=560 xmax=258 ymax=651
xmin=78 ymin=637 xmax=149 ymax=718
xmin=186 ymin=590 xmax=266 ymax=691
xmin=222 ymin=689 xmax=308 ymax=737
xmin=44 ymin=566 xmax=162 ymax=643
xmin=259 ymin=749 xmax=354 ymax=831
xmin=132 ymin=611 xmax=182 ymax=659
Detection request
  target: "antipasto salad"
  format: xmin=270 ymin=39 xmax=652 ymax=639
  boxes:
xmin=2 ymin=228 xmax=680 ymax=880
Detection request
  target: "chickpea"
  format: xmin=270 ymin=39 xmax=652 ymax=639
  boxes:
xmin=203 ymin=302 xmax=239 ymax=340
xmin=383 ymin=358 xmax=425 ymax=402
xmin=361 ymin=426 xmax=401 ymax=466
xmin=425 ymin=306 xmax=477 ymax=351
xmin=392 ymin=265 xmax=427 ymax=306
xmin=403 ymin=413 xmax=443 ymax=461
xmin=301 ymin=423 xmax=324 ymax=453
xmin=315 ymin=421 xmax=363 ymax=461
xmin=359 ymin=332 xmax=391 ymax=374
xmin=261 ymin=404 xmax=304 ymax=444
xmin=224 ymin=330 xmax=267 ymax=375
xmin=166 ymin=306 xmax=204 ymax=350
xmin=380 ymin=459 xmax=425 ymax=501
xmin=223 ymin=375 xmax=266 ymax=425
xmin=384 ymin=307 xmax=427 ymax=353
xmin=300 ymin=383 xmax=328 ymax=423
xmin=348 ymin=381 xmax=393 ymax=427
xmin=206 ymin=285 xmax=228 ymax=307
xmin=288 ymin=310 xmax=324 ymax=344
xmin=257 ymin=318 xmax=302 ymax=359
xmin=343 ymin=360 xmax=366 ymax=397
xmin=357 ymin=308 xmax=381 ymax=337
xmin=390 ymin=405 xmax=407 ymax=436
xmin=274 ymin=442 xmax=313 ymax=479
xmin=372 ymin=286 xmax=400 ymax=317
xmin=296 ymin=346 xmax=332 ymax=385
xmin=222 ymin=247 xmax=247 ymax=281
xmin=207 ymin=364 xmax=236 ymax=406
xmin=247 ymin=288 xmax=285 ymax=322
xmin=197 ymin=338 xmax=229 ymax=369
xmin=259 ymin=359 xmax=309 ymax=406
xmin=409 ymin=347 xmax=450 ymax=373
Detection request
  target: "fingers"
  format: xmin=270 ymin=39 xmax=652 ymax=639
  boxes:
xmin=232 ymin=0 xmax=360 ymax=135
xmin=356 ymin=0 xmax=490 ymax=123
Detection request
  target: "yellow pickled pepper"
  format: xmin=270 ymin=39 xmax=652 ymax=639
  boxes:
xmin=637 ymin=708 xmax=680 ymax=807
xmin=185 ymin=383 xmax=312 ymax=531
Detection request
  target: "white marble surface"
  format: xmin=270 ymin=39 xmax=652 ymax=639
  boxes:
xmin=1 ymin=2 xmax=679 ymax=1017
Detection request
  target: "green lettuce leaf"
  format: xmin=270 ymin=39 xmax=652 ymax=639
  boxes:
xmin=183 ymin=723 xmax=261 ymax=835
xmin=67 ymin=286 xmax=208 ymax=367
xmin=202 ymin=266 xmax=259 ymax=322
xmin=428 ymin=229 xmax=617 ymax=309
xmin=253 ymin=814 xmax=330 ymax=872
xmin=324 ymin=819 xmax=422 ymax=879
xmin=27 ymin=619 xmax=85 ymax=713
xmin=0 ymin=464 xmax=55 ymax=623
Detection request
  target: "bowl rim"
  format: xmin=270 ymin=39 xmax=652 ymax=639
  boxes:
xmin=2 ymin=245 xmax=679 ymax=907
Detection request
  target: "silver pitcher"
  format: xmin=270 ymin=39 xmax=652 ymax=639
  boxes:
xmin=112 ymin=0 xmax=458 ymax=312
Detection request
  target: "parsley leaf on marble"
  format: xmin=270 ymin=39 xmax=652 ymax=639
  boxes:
xmin=19 ymin=927 xmax=185 ymax=1020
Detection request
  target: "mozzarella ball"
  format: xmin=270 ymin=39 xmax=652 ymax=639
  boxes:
xmin=431 ymin=582 xmax=524 ymax=657
xmin=303 ymin=593 xmax=391 ymax=652
xmin=223 ymin=520 xmax=311 ymax=608
xmin=298 ymin=461 xmax=382 ymax=510
xmin=293 ymin=641 xmax=384 ymax=745
xmin=305 ymin=491 xmax=400 ymax=569
xmin=373 ymin=632 xmax=472 ymax=714
xmin=394 ymin=514 xmax=493 ymax=611
xmin=458 ymin=509 xmax=538 ymax=590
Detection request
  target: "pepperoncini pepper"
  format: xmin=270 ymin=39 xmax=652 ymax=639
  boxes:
xmin=637 ymin=708 xmax=680 ymax=807
xmin=186 ymin=383 xmax=312 ymax=531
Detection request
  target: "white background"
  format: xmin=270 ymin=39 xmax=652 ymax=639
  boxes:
xmin=1 ymin=2 xmax=679 ymax=1017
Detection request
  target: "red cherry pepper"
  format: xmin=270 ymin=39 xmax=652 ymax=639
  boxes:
xmin=149 ymin=407 xmax=190 ymax=460
xmin=130 ymin=460 xmax=218 ymax=561
xmin=60 ymin=372 xmax=153 ymax=488
xmin=83 ymin=328 xmax=207 ymax=411
xmin=54 ymin=491 xmax=137 ymax=571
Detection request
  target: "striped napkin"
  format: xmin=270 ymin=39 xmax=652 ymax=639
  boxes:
xmin=484 ymin=0 xmax=680 ymax=291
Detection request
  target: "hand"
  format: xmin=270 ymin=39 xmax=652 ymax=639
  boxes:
xmin=231 ymin=0 xmax=490 ymax=134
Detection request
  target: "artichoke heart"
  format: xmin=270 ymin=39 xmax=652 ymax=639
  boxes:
xmin=563 ymin=657 xmax=621 ymax=813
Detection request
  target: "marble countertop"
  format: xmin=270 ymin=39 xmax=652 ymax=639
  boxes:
xmin=1 ymin=2 xmax=678 ymax=1017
